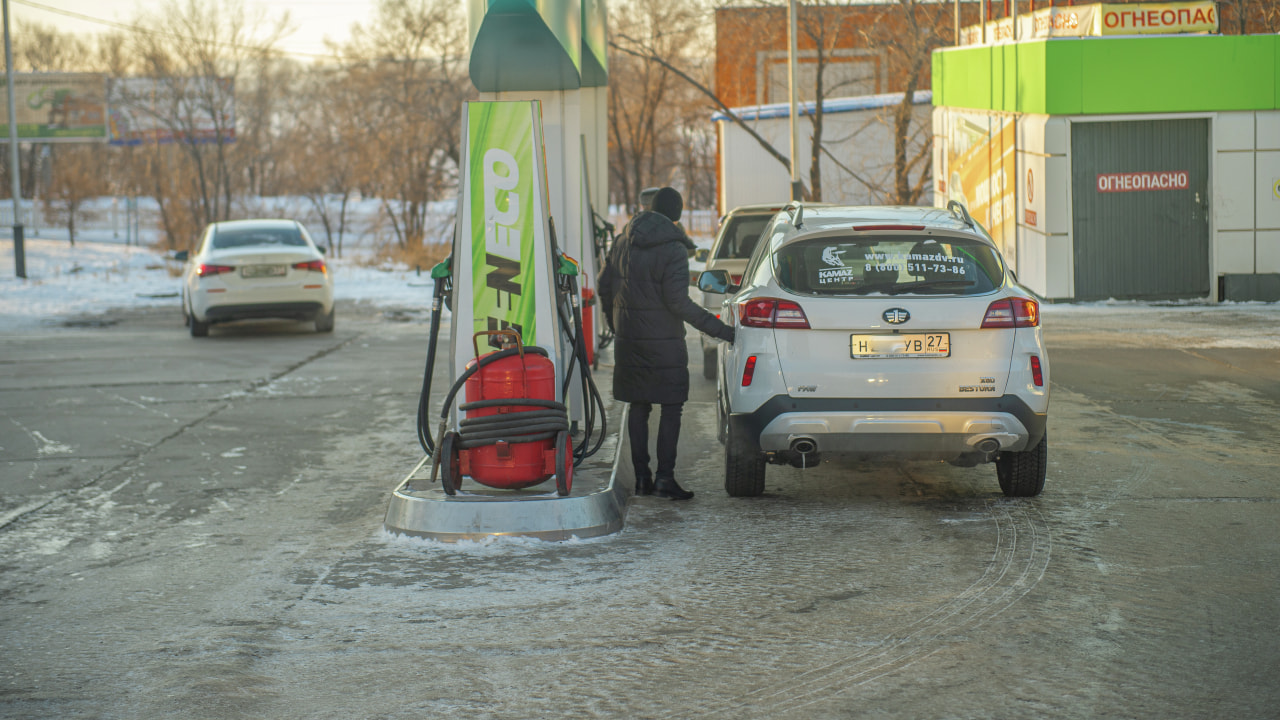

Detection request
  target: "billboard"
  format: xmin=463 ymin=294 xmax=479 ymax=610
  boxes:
xmin=0 ymin=73 xmax=106 ymax=141
xmin=106 ymin=77 xmax=236 ymax=145
xmin=942 ymin=109 xmax=1017 ymax=267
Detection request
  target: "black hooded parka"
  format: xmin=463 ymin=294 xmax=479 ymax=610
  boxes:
xmin=597 ymin=211 xmax=734 ymax=405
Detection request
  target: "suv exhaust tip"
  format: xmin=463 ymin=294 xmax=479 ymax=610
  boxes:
xmin=790 ymin=438 xmax=818 ymax=455
xmin=975 ymin=438 xmax=1001 ymax=460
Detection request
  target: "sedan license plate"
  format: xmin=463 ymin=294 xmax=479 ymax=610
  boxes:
xmin=850 ymin=333 xmax=950 ymax=359
xmin=241 ymin=264 xmax=287 ymax=279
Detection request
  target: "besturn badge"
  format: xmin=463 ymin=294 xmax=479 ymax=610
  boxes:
xmin=883 ymin=308 xmax=910 ymax=324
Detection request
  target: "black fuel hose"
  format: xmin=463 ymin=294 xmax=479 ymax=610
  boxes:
xmin=415 ymin=274 xmax=451 ymax=455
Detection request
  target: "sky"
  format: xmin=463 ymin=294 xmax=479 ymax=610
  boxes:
xmin=13 ymin=0 xmax=377 ymax=61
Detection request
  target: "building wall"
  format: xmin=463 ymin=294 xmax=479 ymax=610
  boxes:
xmin=720 ymin=99 xmax=932 ymax=212
xmin=714 ymin=5 xmax=960 ymax=110
xmin=1213 ymin=112 xmax=1280 ymax=278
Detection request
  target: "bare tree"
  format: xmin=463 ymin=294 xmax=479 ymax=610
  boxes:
xmin=338 ymin=0 xmax=472 ymax=253
xmin=611 ymin=18 xmax=803 ymax=203
xmin=860 ymin=0 xmax=949 ymax=205
xmin=119 ymin=0 xmax=291 ymax=247
xmin=44 ymin=145 xmax=110 ymax=245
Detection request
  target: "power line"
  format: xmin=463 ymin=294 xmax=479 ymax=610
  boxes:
xmin=13 ymin=0 xmax=341 ymax=62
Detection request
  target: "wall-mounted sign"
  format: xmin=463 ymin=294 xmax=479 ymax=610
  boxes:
xmin=959 ymin=1 xmax=1217 ymax=46
xmin=1097 ymin=170 xmax=1189 ymax=193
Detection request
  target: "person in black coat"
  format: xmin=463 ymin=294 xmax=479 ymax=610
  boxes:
xmin=597 ymin=187 xmax=735 ymax=500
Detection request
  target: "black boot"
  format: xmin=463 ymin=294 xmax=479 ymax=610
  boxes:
xmin=653 ymin=477 xmax=693 ymax=500
xmin=635 ymin=475 xmax=654 ymax=496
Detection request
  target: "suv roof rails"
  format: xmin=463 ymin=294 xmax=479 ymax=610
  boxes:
xmin=947 ymin=200 xmax=975 ymax=228
xmin=785 ymin=201 xmax=806 ymax=229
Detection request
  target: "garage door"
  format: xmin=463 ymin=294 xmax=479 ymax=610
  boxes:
xmin=1071 ymin=119 xmax=1209 ymax=300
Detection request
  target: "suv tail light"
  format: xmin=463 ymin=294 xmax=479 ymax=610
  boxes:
xmin=196 ymin=263 xmax=235 ymax=277
xmin=739 ymin=298 xmax=811 ymax=329
xmin=981 ymin=298 xmax=1039 ymax=328
xmin=742 ymin=355 xmax=758 ymax=386
xmin=1030 ymin=356 xmax=1044 ymax=387
xmin=292 ymin=259 xmax=327 ymax=273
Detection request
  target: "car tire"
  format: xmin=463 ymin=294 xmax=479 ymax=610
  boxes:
xmin=996 ymin=432 xmax=1047 ymax=497
xmin=190 ymin=316 xmax=209 ymax=337
xmin=724 ymin=421 xmax=765 ymax=497
xmin=702 ymin=347 xmax=717 ymax=380
xmin=315 ymin=307 xmax=335 ymax=333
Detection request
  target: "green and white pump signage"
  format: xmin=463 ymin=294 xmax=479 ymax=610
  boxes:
xmin=451 ymin=100 xmax=563 ymax=398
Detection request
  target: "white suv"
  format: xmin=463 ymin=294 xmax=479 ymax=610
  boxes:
xmin=698 ymin=204 xmax=788 ymax=379
xmin=698 ymin=202 xmax=1049 ymax=498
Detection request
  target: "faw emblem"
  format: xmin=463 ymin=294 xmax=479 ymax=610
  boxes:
xmin=883 ymin=308 xmax=910 ymax=324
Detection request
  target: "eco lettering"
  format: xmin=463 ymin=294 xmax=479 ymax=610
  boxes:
xmin=483 ymin=147 xmax=526 ymax=341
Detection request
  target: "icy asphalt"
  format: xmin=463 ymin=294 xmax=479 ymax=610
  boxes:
xmin=2 ymin=238 xmax=1280 ymax=718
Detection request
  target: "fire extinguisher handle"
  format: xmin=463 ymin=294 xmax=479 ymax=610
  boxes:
xmin=472 ymin=329 xmax=524 ymax=360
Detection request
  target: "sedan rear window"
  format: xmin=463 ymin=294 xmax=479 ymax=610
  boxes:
xmin=212 ymin=227 xmax=307 ymax=250
xmin=714 ymin=214 xmax=772 ymax=259
xmin=773 ymin=235 xmax=1004 ymax=296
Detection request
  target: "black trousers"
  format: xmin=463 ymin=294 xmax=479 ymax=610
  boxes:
xmin=628 ymin=402 xmax=683 ymax=481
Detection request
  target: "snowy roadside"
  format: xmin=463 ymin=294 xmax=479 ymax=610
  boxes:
xmin=0 ymin=237 xmax=439 ymax=333
xmin=2 ymin=237 xmax=1277 ymax=349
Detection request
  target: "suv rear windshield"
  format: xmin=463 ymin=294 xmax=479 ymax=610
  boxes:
xmin=714 ymin=214 xmax=772 ymax=259
xmin=212 ymin=227 xmax=307 ymax=250
xmin=773 ymin=235 xmax=1004 ymax=296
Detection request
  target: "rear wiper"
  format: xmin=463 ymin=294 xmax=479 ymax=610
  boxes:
xmin=848 ymin=282 xmax=898 ymax=295
xmin=886 ymin=279 xmax=976 ymax=294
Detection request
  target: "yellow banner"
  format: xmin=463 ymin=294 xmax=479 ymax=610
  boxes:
xmin=959 ymin=1 xmax=1217 ymax=45
xmin=1097 ymin=2 xmax=1218 ymax=35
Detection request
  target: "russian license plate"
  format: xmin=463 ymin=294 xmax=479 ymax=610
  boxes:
xmin=241 ymin=264 xmax=287 ymax=278
xmin=850 ymin=333 xmax=950 ymax=358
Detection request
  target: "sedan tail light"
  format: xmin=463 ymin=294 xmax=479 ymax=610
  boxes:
xmin=738 ymin=298 xmax=811 ymax=329
xmin=196 ymin=263 xmax=235 ymax=277
xmin=981 ymin=297 xmax=1039 ymax=328
xmin=292 ymin=259 xmax=327 ymax=273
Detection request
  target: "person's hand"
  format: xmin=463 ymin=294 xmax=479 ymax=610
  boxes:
xmin=720 ymin=326 xmax=735 ymax=344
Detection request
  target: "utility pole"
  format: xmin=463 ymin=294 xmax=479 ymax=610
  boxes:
xmin=3 ymin=0 xmax=23 ymax=278
xmin=787 ymin=0 xmax=802 ymax=202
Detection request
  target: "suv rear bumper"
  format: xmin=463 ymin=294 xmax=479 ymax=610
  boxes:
xmin=729 ymin=395 xmax=1047 ymax=456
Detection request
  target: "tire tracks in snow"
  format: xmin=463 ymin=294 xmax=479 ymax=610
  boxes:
xmin=676 ymin=499 xmax=1052 ymax=718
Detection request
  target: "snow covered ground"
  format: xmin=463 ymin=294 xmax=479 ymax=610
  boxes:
xmin=2 ymin=232 xmax=1278 ymax=346
xmin=0 ymin=236 xmax=444 ymax=332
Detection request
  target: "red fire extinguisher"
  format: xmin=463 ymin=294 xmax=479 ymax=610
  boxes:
xmin=435 ymin=330 xmax=572 ymax=496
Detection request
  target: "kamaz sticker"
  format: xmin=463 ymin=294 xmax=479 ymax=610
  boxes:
xmin=821 ymin=246 xmax=847 ymax=267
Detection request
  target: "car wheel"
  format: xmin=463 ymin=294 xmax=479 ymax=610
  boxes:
xmin=702 ymin=347 xmax=717 ymax=380
xmin=724 ymin=421 xmax=765 ymax=497
xmin=996 ymin=432 xmax=1047 ymax=497
xmin=315 ymin=307 xmax=335 ymax=333
xmin=190 ymin=315 xmax=209 ymax=337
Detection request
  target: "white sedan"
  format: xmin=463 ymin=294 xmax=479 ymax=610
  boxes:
xmin=178 ymin=219 xmax=335 ymax=337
